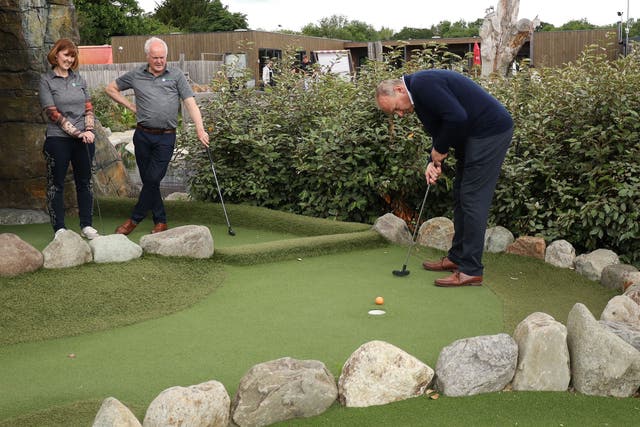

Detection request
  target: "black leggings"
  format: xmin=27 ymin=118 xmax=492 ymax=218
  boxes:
xmin=43 ymin=136 xmax=95 ymax=232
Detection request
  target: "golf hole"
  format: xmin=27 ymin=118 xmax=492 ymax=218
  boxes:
xmin=368 ymin=309 xmax=386 ymax=316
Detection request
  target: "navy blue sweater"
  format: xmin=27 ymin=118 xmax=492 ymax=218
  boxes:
xmin=403 ymin=70 xmax=513 ymax=154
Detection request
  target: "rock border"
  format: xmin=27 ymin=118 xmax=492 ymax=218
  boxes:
xmin=92 ymin=300 xmax=640 ymax=426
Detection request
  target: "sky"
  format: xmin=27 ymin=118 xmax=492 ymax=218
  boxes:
xmin=138 ymin=0 xmax=634 ymax=33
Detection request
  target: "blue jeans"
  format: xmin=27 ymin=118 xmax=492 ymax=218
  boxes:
xmin=447 ymin=127 xmax=513 ymax=276
xmin=130 ymin=129 xmax=175 ymax=224
xmin=43 ymin=136 xmax=95 ymax=232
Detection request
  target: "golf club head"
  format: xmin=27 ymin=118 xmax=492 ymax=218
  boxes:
xmin=228 ymin=227 xmax=236 ymax=236
xmin=392 ymin=267 xmax=410 ymax=277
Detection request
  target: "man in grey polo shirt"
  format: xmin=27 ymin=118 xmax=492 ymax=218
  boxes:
xmin=105 ymin=36 xmax=209 ymax=235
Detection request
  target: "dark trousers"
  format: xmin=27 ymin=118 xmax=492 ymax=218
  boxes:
xmin=43 ymin=136 xmax=94 ymax=232
xmin=447 ymin=127 xmax=513 ymax=276
xmin=130 ymin=129 xmax=175 ymax=224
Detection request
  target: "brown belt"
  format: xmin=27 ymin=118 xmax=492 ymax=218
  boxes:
xmin=136 ymin=124 xmax=176 ymax=135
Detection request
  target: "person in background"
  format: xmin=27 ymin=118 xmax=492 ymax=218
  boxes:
xmin=376 ymin=69 xmax=513 ymax=287
xmin=299 ymin=54 xmax=313 ymax=90
xmin=39 ymin=38 xmax=100 ymax=240
xmin=262 ymin=60 xmax=275 ymax=88
xmin=105 ymin=36 xmax=209 ymax=235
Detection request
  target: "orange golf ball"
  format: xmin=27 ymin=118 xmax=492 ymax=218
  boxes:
xmin=375 ymin=296 xmax=384 ymax=305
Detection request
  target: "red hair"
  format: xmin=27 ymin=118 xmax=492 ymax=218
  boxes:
xmin=47 ymin=38 xmax=79 ymax=70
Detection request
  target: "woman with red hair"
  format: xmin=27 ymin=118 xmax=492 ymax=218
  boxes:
xmin=39 ymin=38 xmax=99 ymax=240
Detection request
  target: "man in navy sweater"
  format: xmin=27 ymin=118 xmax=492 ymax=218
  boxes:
xmin=376 ymin=69 xmax=513 ymax=287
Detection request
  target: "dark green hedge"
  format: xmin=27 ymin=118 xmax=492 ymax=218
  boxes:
xmin=179 ymin=45 xmax=639 ymax=265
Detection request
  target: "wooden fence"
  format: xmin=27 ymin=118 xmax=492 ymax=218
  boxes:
xmin=531 ymin=29 xmax=619 ymax=67
xmin=79 ymin=60 xmax=222 ymax=90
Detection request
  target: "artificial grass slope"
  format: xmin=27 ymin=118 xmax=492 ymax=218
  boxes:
xmin=0 ymin=246 xmax=503 ymax=423
xmin=0 ymin=200 xmax=628 ymax=425
xmin=98 ymin=197 xmax=372 ymax=236
xmin=0 ymin=256 xmax=225 ymax=346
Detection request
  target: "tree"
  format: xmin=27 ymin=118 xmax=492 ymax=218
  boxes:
xmin=393 ymin=27 xmax=435 ymax=40
xmin=628 ymin=18 xmax=640 ymax=37
xmin=536 ymin=21 xmax=556 ymax=31
xmin=558 ymin=19 xmax=597 ymax=31
xmin=378 ymin=27 xmax=395 ymax=40
xmin=442 ymin=19 xmax=483 ymax=37
xmin=75 ymin=0 xmax=176 ymax=45
xmin=392 ymin=19 xmax=482 ymax=41
xmin=153 ymin=0 xmax=247 ymax=33
xmin=301 ymin=15 xmax=380 ymax=41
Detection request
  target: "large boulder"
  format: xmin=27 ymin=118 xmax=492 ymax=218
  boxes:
xmin=164 ymin=192 xmax=191 ymax=201
xmin=544 ymin=239 xmax=576 ymax=269
xmin=417 ymin=217 xmax=454 ymax=251
xmin=92 ymin=397 xmax=141 ymax=427
xmin=566 ymin=303 xmax=640 ymax=397
xmin=435 ymin=333 xmax=518 ymax=397
xmin=139 ymin=225 xmax=213 ymax=259
xmin=338 ymin=340 xmax=434 ymax=407
xmin=624 ymin=274 xmax=640 ymax=292
xmin=599 ymin=321 xmax=640 ymax=352
xmin=89 ymin=234 xmax=142 ymax=263
xmin=574 ymin=249 xmax=619 ymax=282
xmin=505 ymin=236 xmax=546 ymax=260
xmin=600 ymin=295 xmax=640 ymax=327
xmin=624 ymin=283 xmax=640 ymax=306
xmin=600 ymin=264 xmax=639 ymax=291
xmin=0 ymin=233 xmax=43 ymax=277
xmin=0 ymin=208 xmax=49 ymax=225
xmin=42 ymin=230 xmax=92 ymax=269
xmin=484 ymin=225 xmax=514 ymax=253
xmin=371 ymin=213 xmax=412 ymax=245
xmin=143 ymin=380 xmax=230 ymax=427
xmin=231 ymin=357 xmax=337 ymax=427
xmin=512 ymin=312 xmax=570 ymax=391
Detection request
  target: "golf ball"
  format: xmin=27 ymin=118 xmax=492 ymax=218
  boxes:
xmin=375 ymin=296 xmax=384 ymax=305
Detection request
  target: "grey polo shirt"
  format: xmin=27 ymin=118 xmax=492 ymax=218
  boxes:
xmin=39 ymin=69 xmax=90 ymax=138
xmin=115 ymin=65 xmax=194 ymax=130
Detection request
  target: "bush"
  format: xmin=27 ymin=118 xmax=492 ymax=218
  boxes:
xmin=179 ymin=44 xmax=640 ymax=264
xmin=182 ymin=45 xmax=459 ymax=224
xmin=490 ymin=48 xmax=640 ymax=264
xmin=90 ymin=86 xmax=136 ymax=132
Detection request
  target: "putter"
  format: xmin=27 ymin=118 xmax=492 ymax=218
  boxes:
xmin=85 ymin=143 xmax=104 ymax=233
xmin=392 ymin=183 xmax=431 ymax=277
xmin=205 ymin=146 xmax=236 ymax=236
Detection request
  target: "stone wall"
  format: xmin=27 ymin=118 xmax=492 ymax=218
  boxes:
xmin=0 ymin=0 xmax=132 ymax=211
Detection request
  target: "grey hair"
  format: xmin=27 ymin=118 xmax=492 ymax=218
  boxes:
xmin=375 ymin=79 xmax=403 ymax=98
xmin=144 ymin=37 xmax=168 ymax=56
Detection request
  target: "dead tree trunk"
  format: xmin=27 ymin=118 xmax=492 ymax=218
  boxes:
xmin=480 ymin=0 xmax=540 ymax=77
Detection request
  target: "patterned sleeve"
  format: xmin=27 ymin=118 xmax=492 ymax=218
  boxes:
xmin=44 ymin=106 xmax=83 ymax=138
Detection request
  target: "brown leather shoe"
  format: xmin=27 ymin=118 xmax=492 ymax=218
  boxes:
xmin=151 ymin=222 xmax=168 ymax=234
xmin=434 ymin=271 xmax=483 ymax=287
xmin=423 ymin=256 xmax=459 ymax=272
xmin=115 ymin=219 xmax=137 ymax=235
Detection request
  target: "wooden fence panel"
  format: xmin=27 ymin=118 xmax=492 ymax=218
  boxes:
xmin=79 ymin=61 xmax=223 ymax=90
xmin=532 ymin=29 xmax=619 ymax=67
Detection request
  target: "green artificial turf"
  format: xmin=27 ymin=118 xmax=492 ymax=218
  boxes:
xmin=0 ymin=246 xmax=504 ymax=423
xmin=0 ymin=200 xmax=631 ymax=425
xmin=0 ymin=256 xmax=225 ymax=346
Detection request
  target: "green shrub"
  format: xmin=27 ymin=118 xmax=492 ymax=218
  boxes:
xmin=182 ymin=45 xmax=459 ymax=224
xmin=490 ymin=48 xmax=640 ymax=264
xmin=90 ymin=86 xmax=136 ymax=132
xmin=179 ymin=44 xmax=640 ymax=264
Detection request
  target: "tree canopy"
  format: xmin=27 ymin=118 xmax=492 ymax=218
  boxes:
xmin=301 ymin=15 xmax=381 ymax=41
xmin=74 ymin=1 xmax=639 ymax=45
xmin=153 ymin=0 xmax=248 ymax=33
xmin=75 ymin=0 xmax=174 ymax=45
